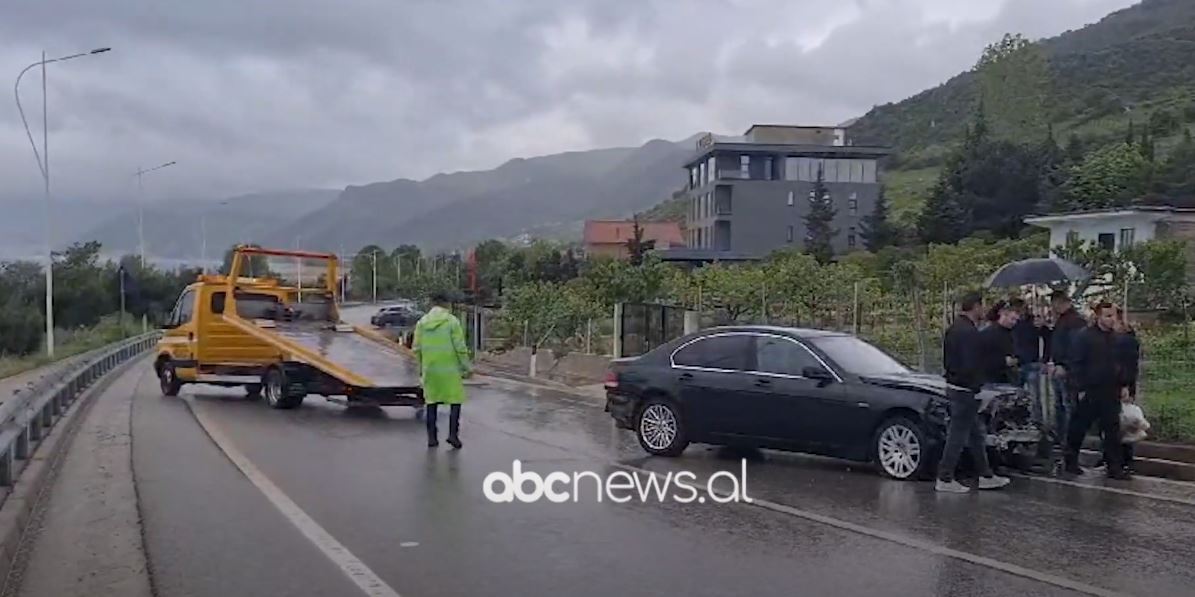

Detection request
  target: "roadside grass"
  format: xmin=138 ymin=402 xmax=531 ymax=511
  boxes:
xmin=1141 ymin=362 xmax=1195 ymax=444
xmin=0 ymin=316 xmax=144 ymax=379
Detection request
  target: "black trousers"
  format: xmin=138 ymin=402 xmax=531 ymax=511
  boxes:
xmin=1066 ymin=386 xmax=1122 ymax=471
xmin=426 ymin=403 xmax=461 ymax=440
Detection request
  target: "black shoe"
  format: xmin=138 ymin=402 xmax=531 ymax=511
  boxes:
xmin=1063 ymin=462 xmax=1084 ymax=475
xmin=447 ymin=436 xmax=462 ymax=450
xmin=1107 ymin=469 xmax=1132 ymax=481
xmin=428 ymin=438 xmax=439 ymax=448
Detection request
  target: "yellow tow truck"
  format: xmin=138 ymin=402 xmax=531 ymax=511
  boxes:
xmin=153 ymin=246 xmax=422 ymax=410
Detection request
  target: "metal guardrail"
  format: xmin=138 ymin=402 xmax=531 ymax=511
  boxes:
xmin=0 ymin=332 xmax=161 ymax=487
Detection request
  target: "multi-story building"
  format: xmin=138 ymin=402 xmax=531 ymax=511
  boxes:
xmin=682 ymin=124 xmax=888 ymax=257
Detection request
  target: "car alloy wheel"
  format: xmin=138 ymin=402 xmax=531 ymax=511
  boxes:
xmin=640 ymin=404 xmax=678 ymax=451
xmin=877 ymin=422 xmax=922 ymax=480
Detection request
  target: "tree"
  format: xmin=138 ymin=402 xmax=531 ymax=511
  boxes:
xmin=1140 ymin=129 xmax=1156 ymax=162
xmin=918 ymin=175 xmax=970 ymax=245
xmin=219 ymin=244 xmax=271 ymax=277
xmin=975 ymin=33 xmax=1049 ymax=140
xmin=1126 ymin=120 xmax=1136 ymax=146
xmin=351 ymin=245 xmax=390 ymax=300
xmin=1150 ymin=108 xmax=1181 ymax=136
xmin=1064 ymin=133 xmax=1085 ymax=164
xmin=1152 ymin=128 xmax=1195 ymax=199
xmin=626 ymin=215 xmax=648 ymax=266
xmin=689 ymin=264 xmax=768 ymax=323
xmin=860 ymin=186 xmax=898 ymax=251
xmin=1063 ymin=143 xmax=1152 ymax=209
xmin=804 ymin=165 xmax=837 ymax=264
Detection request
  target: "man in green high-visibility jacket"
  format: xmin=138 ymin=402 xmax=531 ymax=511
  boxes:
xmin=413 ymin=291 xmax=472 ymax=449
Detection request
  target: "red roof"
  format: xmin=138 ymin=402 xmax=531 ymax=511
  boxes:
xmin=583 ymin=220 xmax=685 ymax=246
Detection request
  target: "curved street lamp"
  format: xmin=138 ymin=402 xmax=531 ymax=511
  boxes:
xmin=14 ymin=47 xmax=111 ymax=357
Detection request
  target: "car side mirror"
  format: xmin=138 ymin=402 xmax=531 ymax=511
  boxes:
xmin=803 ymin=366 xmax=834 ymax=383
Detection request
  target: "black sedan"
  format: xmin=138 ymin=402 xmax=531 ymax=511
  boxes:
xmin=605 ymin=326 xmax=1031 ymax=480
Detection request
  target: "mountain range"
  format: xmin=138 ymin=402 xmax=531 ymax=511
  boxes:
xmin=33 ymin=0 xmax=1188 ymax=260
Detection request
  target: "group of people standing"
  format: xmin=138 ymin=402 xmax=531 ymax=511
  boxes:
xmin=937 ymin=290 xmax=1142 ymax=492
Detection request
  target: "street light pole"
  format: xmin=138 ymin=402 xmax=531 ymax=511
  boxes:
xmin=14 ymin=46 xmax=111 ymax=357
xmin=371 ymin=251 xmax=379 ymax=305
xmin=133 ymin=161 xmax=176 ymax=268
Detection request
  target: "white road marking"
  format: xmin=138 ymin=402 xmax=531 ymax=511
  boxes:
xmin=187 ymin=401 xmax=402 ymax=597
xmin=1007 ymin=472 xmax=1195 ymax=507
xmin=609 ymin=462 xmax=1130 ymax=597
xmin=400 ymin=542 xmax=419 ymax=548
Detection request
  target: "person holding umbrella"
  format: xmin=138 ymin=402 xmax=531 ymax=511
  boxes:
xmin=985 ymin=257 xmax=1090 ymax=442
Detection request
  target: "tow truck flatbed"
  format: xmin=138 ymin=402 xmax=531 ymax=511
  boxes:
xmin=153 ymin=246 xmax=424 ymax=410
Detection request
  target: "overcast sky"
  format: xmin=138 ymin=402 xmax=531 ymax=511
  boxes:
xmin=1 ymin=0 xmax=1138 ymax=204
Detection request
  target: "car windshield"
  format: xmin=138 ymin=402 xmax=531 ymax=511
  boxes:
xmin=809 ymin=335 xmax=909 ymax=377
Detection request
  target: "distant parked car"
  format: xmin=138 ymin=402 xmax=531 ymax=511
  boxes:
xmin=605 ymin=326 xmax=1038 ymax=480
xmin=370 ymin=305 xmax=422 ymax=328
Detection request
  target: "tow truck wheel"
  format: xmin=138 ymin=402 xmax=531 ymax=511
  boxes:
xmin=159 ymin=361 xmax=182 ymax=397
xmin=264 ymin=368 xmax=305 ymax=410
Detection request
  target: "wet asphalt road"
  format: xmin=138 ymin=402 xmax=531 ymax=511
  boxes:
xmin=119 ymin=359 xmax=1195 ymax=597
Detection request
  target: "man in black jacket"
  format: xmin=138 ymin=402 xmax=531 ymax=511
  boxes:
xmin=979 ymin=300 xmax=1020 ymax=385
xmin=1065 ymin=302 xmax=1129 ymax=479
xmin=1010 ymin=299 xmax=1048 ymax=424
xmin=1048 ymin=291 xmax=1086 ymax=441
xmin=937 ymin=292 xmax=1012 ymax=493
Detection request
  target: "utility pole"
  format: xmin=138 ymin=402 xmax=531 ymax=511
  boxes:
xmin=371 ymin=251 xmax=378 ymax=304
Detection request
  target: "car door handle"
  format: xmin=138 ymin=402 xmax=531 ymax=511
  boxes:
xmin=753 ymin=378 xmax=771 ymax=387
xmin=679 ymin=373 xmax=694 ymax=382
xmin=855 ymin=402 xmax=869 ymax=408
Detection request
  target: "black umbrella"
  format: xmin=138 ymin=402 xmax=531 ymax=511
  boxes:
xmin=985 ymin=257 xmax=1089 ymax=288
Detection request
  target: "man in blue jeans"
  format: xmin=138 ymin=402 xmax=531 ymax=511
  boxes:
xmin=1047 ymin=291 xmax=1086 ymax=444
xmin=1010 ymin=299 xmax=1048 ymax=425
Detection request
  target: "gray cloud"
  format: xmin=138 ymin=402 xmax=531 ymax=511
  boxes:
xmin=1 ymin=0 xmax=1137 ymax=205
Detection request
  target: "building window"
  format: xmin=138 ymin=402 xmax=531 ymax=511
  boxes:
xmin=862 ymin=160 xmax=877 ymax=184
xmin=787 ymin=191 xmax=795 ymax=206
xmin=848 ymin=199 xmax=858 ymax=215
xmin=786 ymin=225 xmax=794 ymax=243
xmin=690 ymin=167 xmax=697 ymax=189
xmin=849 ymin=191 xmax=858 ymax=200
xmin=708 ymin=157 xmax=716 ymax=184
xmin=848 ymin=227 xmax=857 ymax=248
xmin=764 ymin=157 xmax=773 ymax=181
xmin=698 ymin=162 xmax=706 ymax=187
xmin=740 ymin=155 xmax=750 ymax=179
xmin=717 ymin=193 xmax=732 ymax=215
xmin=1097 ymin=233 xmax=1115 ymax=252
xmin=1119 ymin=227 xmax=1136 ymax=248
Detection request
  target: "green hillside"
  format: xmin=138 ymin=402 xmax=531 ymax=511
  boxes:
xmin=850 ymin=0 xmax=1195 ymax=216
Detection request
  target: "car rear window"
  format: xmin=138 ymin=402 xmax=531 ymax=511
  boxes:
xmin=672 ymin=334 xmax=752 ymax=371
